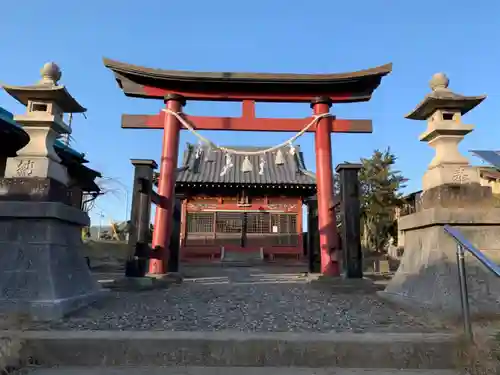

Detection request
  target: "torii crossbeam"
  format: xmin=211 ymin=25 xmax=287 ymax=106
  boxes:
xmin=104 ymin=58 xmax=392 ymax=276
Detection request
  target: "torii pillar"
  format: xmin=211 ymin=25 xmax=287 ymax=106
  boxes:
xmin=149 ymin=95 xmax=185 ymax=275
xmin=312 ymin=97 xmax=339 ymax=276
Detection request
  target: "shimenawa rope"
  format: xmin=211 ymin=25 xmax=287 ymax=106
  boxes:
xmin=162 ymin=108 xmax=332 ymax=156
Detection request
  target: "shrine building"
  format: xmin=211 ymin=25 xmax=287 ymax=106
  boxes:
xmin=168 ymin=142 xmax=316 ymax=262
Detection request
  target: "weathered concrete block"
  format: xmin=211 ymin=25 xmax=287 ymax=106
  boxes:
xmin=380 ymin=207 xmax=500 ymax=319
xmin=13 ymin=330 xmax=459 ymax=369
xmin=0 ymin=202 xmax=105 ymax=321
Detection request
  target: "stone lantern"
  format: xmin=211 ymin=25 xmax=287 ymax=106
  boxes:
xmin=0 ymin=63 xmax=103 ymax=321
xmin=379 ymin=73 xmax=500 ymax=319
xmin=406 ymin=73 xmax=491 ymax=208
xmin=2 ymin=62 xmax=85 ymax=188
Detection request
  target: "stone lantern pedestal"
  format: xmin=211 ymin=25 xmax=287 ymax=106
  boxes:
xmin=0 ymin=202 xmax=101 ymax=320
xmin=0 ymin=63 xmax=104 ymax=321
xmin=379 ymin=73 xmax=500 ymax=319
xmin=382 ymin=208 xmax=500 ymax=319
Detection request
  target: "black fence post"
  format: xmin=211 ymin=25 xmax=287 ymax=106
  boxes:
xmin=126 ymin=159 xmax=158 ymax=277
xmin=306 ymin=196 xmax=319 ymax=273
xmin=336 ymin=163 xmax=363 ymax=279
xmin=168 ymin=197 xmax=182 ymax=273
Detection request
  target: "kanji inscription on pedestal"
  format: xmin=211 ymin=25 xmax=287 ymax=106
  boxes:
xmin=16 ymin=159 xmax=35 ymax=177
xmin=452 ymin=167 xmax=470 ymax=184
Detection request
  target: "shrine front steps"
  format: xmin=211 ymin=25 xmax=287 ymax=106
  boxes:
xmin=8 ymin=330 xmax=461 ymax=370
xmin=23 ymin=366 xmax=459 ymax=375
xmin=221 ymin=249 xmax=262 ymax=263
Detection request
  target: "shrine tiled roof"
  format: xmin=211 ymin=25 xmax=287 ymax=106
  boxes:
xmin=175 ymin=143 xmax=316 ymax=187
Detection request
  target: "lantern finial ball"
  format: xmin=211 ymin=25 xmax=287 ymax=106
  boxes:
xmin=429 ymin=72 xmax=449 ymax=91
xmin=40 ymin=62 xmax=62 ymax=84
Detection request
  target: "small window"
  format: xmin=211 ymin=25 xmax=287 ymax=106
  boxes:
xmin=270 ymin=214 xmax=298 ymax=246
xmin=442 ymin=112 xmax=454 ymax=120
xmin=246 ymin=213 xmax=270 ymax=234
xmin=216 ymin=212 xmax=243 ymax=234
xmin=31 ymin=103 xmax=48 ymax=112
xmin=186 ymin=212 xmax=214 ymax=233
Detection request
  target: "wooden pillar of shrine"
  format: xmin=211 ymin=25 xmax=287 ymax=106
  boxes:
xmin=150 ymin=94 xmax=185 ymax=275
xmin=312 ymin=97 xmax=339 ymax=276
xmin=336 ymin=163 xmax=363 ymax=278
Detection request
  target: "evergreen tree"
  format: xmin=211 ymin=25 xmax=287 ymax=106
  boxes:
xmin=334 ymin=147 xmax=407 ymax=254
xmin=358 ymin=148 xmax=407 ymax=253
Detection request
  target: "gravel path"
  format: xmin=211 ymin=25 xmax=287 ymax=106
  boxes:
xmin=31 ymin=267 xmax=449 ymax=333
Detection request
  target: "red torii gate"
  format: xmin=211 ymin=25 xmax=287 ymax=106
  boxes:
xmin=104 ymin=58 xmax=392 ymax=276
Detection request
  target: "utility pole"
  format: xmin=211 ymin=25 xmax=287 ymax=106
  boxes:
xmin=62 ymin=113 xmax=73 ymax=146
xmin=97 ymin=210 xmax=105 ymax=240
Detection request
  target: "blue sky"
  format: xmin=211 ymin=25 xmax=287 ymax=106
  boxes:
xmin=1 ymin=0 xmax=499 ymax=225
